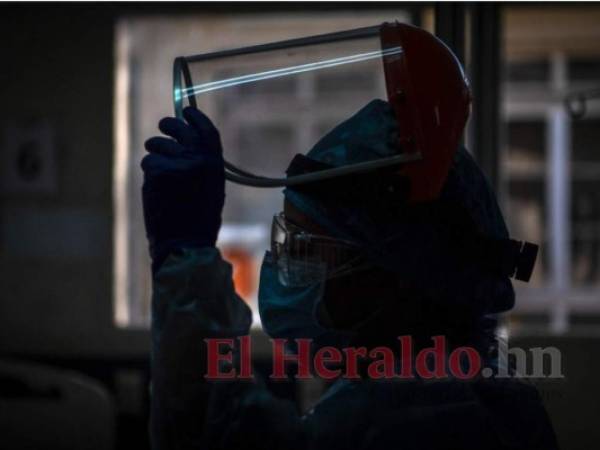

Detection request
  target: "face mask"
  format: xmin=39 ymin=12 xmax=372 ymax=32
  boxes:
xmin=258 ymin=251 xmax=352 ymax=349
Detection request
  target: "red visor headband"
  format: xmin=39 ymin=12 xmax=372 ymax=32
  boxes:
xmin=381 ymin=22 xmax=472 ymax=203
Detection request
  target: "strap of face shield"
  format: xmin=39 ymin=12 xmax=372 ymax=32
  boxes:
xmin=285 ymin=154 xmax=539 ymax=283
xmin=285 ymin=154 xmax=410 ymax=209
xmin=479 ymin=237 xmax=539 ymax=282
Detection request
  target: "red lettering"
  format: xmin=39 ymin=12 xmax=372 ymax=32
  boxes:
xmin=368 ymin=346 xmax=396 ymax=379
xmin=204 ymin=338 xmax=236 ymax=379
xmin=449 ymin=346 xmax=481 ymax=379
xmin=271 ymin=338 xmax=312 ymax=380
xmin=398 ymin=335 xmax=413 ymax=379
xmin=314 ymin=346 xmax=342 ymax=380
xmin=415 ymin=336 xmax=447 ymax=379
xmin=343 ymin=347 xmax=368 ymax=379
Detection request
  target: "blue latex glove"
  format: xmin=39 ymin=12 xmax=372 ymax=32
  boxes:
xmin=141 ymin=107 xmax=225 ymax=273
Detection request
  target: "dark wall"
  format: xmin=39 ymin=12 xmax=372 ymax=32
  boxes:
xmin=0 ymin=6 xmax=150 ymax=357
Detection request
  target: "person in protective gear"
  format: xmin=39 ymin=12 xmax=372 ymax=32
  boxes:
xmin=142 ymin=99 xmax=559 ymax=450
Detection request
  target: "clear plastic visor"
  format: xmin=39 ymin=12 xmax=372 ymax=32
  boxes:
xmin=173 ymin=26 xmax=404 ymax=182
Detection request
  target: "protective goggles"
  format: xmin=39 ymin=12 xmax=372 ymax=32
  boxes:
xmin=271 ymin=213 xmax=370 ymax=287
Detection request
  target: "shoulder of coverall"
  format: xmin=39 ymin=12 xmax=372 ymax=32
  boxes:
xmin=304 ymin=376 xmax=558 ymax=450
xmin=153 ymin=247 xmax=252 ymax=336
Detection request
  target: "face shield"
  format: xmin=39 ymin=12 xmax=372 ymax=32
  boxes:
xmin=173 ymin=22 xmax=471 ymax=203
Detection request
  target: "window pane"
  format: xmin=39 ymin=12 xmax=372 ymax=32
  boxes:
xmin=315 ymin=69 xmax=377 ymax=95
xmin=238 ymin=75 xmax=297 ymax=96
xmin=571 ymin=180 xmax=600 ymax=285
xmin=507 ymin=121 xmax=546 ymax=162
xmin=504 ymin=120 xmax=546 ymax=178
xmin=223 ymin=124 xmax=295 ymax=223
xmin=216 ymin=74 xmax=297 ymax=117
xmin=571 ymin=119 xmax=600 ymax=163
xmin=115 ymin=12 xmax=414 ymax=327
xmin=504 ymin=60 xmax=550 ymax=83
xmin=237 ymin=124 xmax=296 ymax=172
xmin=569 ymin=57 xmax=600 ymax=83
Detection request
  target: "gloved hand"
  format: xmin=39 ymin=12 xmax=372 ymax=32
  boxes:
xmin=141 ymin=106 xmax=225 ymax=273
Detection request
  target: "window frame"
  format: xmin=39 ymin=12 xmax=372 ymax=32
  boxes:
xmin=502 ymin=51 xmax=600 ymax=333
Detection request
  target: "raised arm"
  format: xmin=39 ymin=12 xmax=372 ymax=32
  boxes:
xmin=141 ymin=107 xmax=305 ymax=450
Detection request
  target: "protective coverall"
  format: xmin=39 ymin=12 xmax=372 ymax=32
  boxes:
xmin=142 ymin=103 xmax=559 ymax=450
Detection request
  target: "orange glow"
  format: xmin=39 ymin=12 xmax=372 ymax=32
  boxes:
xmin=221 ymin=247 xmax=256 ymax=302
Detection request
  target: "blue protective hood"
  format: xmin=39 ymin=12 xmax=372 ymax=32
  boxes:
xmin=284 ymin=99 xmax=515 ymax=319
